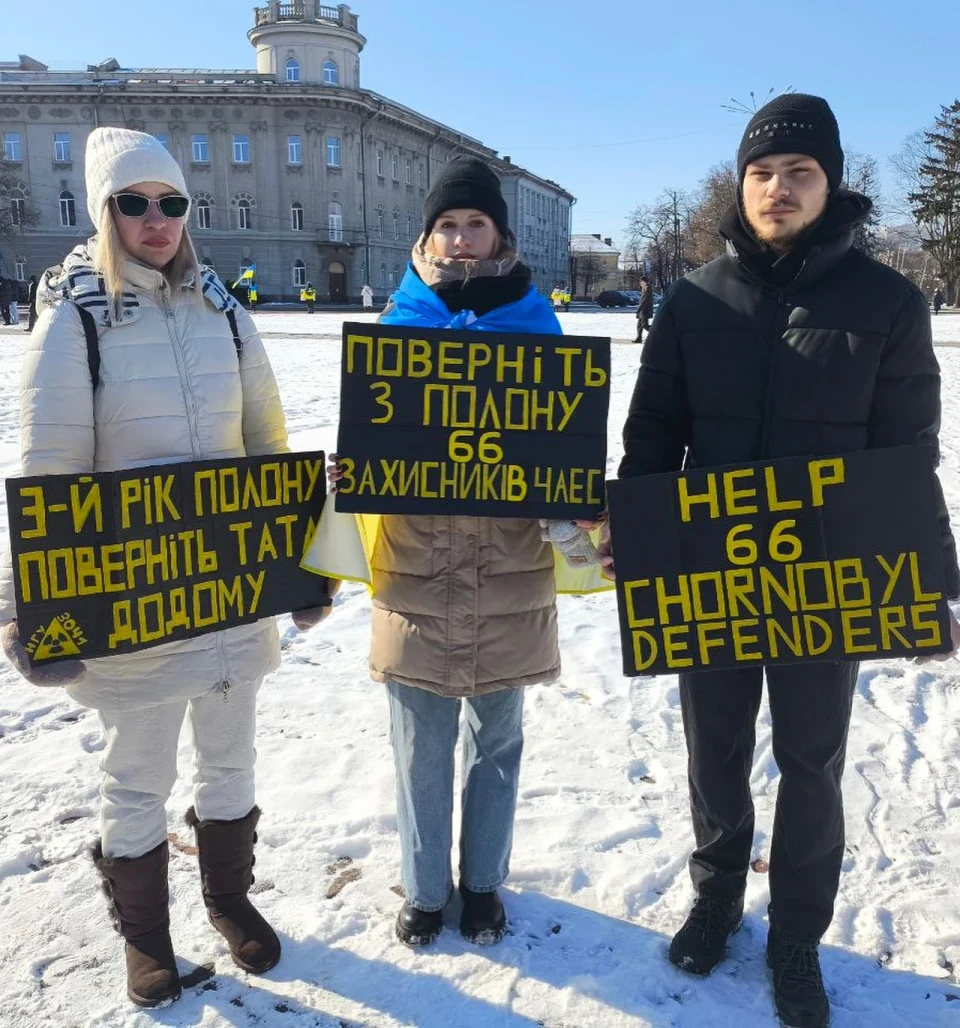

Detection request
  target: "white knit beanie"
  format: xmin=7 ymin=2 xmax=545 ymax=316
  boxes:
xmin=85 ymin=127 xmax=189 ymax=227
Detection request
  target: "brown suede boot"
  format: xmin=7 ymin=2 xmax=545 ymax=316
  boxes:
xmin=185 ymin=806 xmax=281 ymax=974
xmin=92 ymin=840 xmax=181 ymax=1008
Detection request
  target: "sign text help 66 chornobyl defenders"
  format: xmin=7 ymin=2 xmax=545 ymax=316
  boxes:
xmin=607 ymin=446 xmax=952 ymax=676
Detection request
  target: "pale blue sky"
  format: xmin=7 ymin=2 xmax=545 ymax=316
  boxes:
xmin=6 ymin=0 xmax=959 ymax=244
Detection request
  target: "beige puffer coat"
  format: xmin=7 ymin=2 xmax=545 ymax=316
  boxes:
xmin=0 ymin=242 xmax=288 ymax=710
xmin=369 ymin=513 xmax=560 ymax=698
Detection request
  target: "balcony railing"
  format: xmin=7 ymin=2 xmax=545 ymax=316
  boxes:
xmin=254 ymin=2 xmax=358 ymax=31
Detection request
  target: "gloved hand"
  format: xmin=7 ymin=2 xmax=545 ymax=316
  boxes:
xmin=2 ymin=621 xmax=86 ymax=686
xmin=291 ymin=577 xmax=341 ymax=631
xmin=539 ymin=519 xmax=598 ymax=568
xmin=914 ymin=608 xmax=960 ymax=664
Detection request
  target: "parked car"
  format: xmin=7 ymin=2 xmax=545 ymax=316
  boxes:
xmin=597 ymin=290 xmax=635 ymax=307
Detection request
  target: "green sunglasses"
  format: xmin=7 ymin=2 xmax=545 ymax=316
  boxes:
xmin=112 ymin=192 xmax=190 ymax=219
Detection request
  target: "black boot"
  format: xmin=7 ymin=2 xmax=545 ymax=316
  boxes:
xmin=459 ymin=886 xmax=507 ymax=945
xmin=395 ymin=901 xmax=443 ymax=947
xmin=186 ymin=806 xmax=281 ymax=974
xmin=767 ymin=926 xmax=829 ymax=1028
xmin=93 ymin=840 xmax=181 ymax=1008
xmin=668 ymin=895 xmax=743 ymax=975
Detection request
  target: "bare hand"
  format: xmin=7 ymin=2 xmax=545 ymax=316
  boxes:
xmin=574 ymin=511 xmax=607 ymax=532
xmin=914 ymin=609 xmax=960 ymax=665
xmin=596 ymin=522 xmax=615 ymax=581
xmin=327 ymin=453 xmax=343 ymax=493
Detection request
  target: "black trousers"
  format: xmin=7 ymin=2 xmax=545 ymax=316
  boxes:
xmin=678 ymin=660 xmax=858 ymax=941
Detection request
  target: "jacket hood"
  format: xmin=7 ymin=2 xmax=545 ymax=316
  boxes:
xmin=38 ymin=239 xmax=238 ymax=328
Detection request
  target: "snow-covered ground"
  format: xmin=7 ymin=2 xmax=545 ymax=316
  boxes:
xmin=1 ymin=310 xmax=960 ymax=1028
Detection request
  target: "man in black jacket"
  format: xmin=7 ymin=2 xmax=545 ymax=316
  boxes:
xmin=615 ymin=94 xmax=960 ymax=1028
xmin=634 ymin=274 xmax=654 ymax=343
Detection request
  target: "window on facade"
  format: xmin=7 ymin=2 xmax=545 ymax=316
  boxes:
xmin=326 ymin=136 xmax=340 ymax=167
xmin=406 ymin=212 xmax=413 ymax=240
xmin=391 ymin=154 xmax=399 ymax=181
xmin=419 ymin=162 xmax=425 ymax=188
xmin=291 ymin=202 xmax=304 ymax=231
xmin=196 ymin=199 xmax=211 ymax=230
xmin=237 ymin=200 xmax=252 ymax=230
xmin=233 ymin=135 xmax=250 ymax=163
xmin=293 ymin=259 xmax=306 ymax=286
xmin=15 ymin=257 xmax=26 ymax=281
xmin=405 ymin=159 xmax=411 ymax=185
xmin=53 ymin=132 xmax=71 ymax=162
xmin=286 ymin=58 xmax=301 ymax=83
xmin=328 ymin=201 xmax=343 ymax=241
xmin=4 ymin=132 xmax=21 ymax=161
xmin=59 ymin=189 xmax=76 ymax=227
xmin=323 ymin=60 xmax=339 ymax=86
xmin=154 ymin=134 xmax=168 ymax=150
xmin=393 ymin=207 xmax=400 ymax=239
xmin=376 ymin=149 xmax=384 ymax=177
xmin=10 ymin=194 xmax=25 ymax=226
xmin=288 ymin=135 xmax=302 ymax=164
xmin=393 ymin=263 xmax=401 ymax=286
xmin=379 ymin=262 xmax=386 ymax=287
xmin=192 ymin=134 xmax=209 ymax=163
xmin=376 ymin=204 xmax=384 ymax=238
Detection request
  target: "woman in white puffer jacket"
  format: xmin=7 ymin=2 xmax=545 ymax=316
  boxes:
xmin=0 ymin=128 xmax=327 ymax=1007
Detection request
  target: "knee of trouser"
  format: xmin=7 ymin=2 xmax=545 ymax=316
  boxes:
xmin=193 ymin=770 xmax=256 ymax=822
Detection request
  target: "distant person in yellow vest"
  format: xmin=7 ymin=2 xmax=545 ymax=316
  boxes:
xmin=300 ymin=281 xmax=316 ymax=313
xmin=248 ymin=283 xmax=258 ymax=309
xmin=550 ymin=286 xmax=563 ymax=310
xmin=562 ymin=285 xmax=571 ymax=311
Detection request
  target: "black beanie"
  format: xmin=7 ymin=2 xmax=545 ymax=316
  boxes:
xmin=737 ymin=93 xmax=843 ymax=193
xmin=422 ymin=157 xmax=510 ymax=239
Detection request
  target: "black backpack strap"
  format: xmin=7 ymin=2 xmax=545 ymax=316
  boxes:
xmin=74 ymin=303 xmax=100 ymax=387
xmin=225 ymin=308 xmax=243 ymax=360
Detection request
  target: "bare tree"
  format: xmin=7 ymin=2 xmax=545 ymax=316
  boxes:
xmin=0 ymin=165 xmax=36 ymax=250
xmin=687 ymin=161 xmax=738 ymax=266
xmin=568 ymin=252 xmax=604 ymax=299
xmin=624 ymin=189 xmax=694 ymax=290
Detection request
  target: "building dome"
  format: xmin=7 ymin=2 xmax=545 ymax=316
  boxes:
xmin=248 ymin=2 xmax=365 ymax=88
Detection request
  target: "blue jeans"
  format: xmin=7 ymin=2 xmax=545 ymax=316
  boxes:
xmin=386 ymin=681 xmax=525 ymax=912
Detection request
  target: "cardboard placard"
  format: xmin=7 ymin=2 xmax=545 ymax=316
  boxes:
xmin=5 ymin=452 xmax=327 ymax=663
xmin=607 ymin=447 xmax=951 ymax=675
xmin=335 ymin=322 xmax=610 ymax=518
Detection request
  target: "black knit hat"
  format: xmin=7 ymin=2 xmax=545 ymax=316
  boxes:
xmin=422 ymin=157 xmax=510 ymax=239
xmin=737 ymin=93 xmax=843 ymax=193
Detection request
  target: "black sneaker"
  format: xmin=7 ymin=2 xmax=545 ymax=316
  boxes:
xmin=667 ymin=895 xmax=744 ymax=975
xmin=395 ymin=901 xmax=443 ymax=947
xmin=459 ymin=886 xmax=507 ymax=945
xmin=766 ymin=926 xmax=830 ymax=1028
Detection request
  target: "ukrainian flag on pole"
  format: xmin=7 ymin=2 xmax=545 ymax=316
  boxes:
xmin=232 ymin=263 xmax=256 ymax=288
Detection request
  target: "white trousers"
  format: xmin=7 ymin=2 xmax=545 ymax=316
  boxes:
xmin=97 ymin=677 xmax=262 ymax=858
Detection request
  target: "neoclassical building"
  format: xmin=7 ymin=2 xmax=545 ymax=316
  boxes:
xmin=0 ymin=3 xmax=573 ymax=302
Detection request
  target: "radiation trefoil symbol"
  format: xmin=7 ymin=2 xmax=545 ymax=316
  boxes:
xmin=27 ymin=614 xmax=88 ymax=662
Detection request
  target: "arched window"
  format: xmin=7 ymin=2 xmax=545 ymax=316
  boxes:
xmin=328 ymin=201 xmax=343 ymax=241
xmin=323 ymin=60 xmax=338 ymax=86
xmin=293 ymin=259 xmax=306 ymax=287
xmin=291 ymin=202 xmax=304 ymax=231
xmin=406 ymin=212 xmax=413 ymax=240
xmin=392 ymin=207 xmax=400 ymax=240
xmin=232 ymin=193 xmax=257 ymax=230
xmin=286 ymin=58 xmax=301 ymax=83
xmin=391 ymin=154 xmax=399 ymax=181
xmin=379 ymin=262 xmax=386 ymax=287
xmin=196 ymin=198 xmax=211 ymax=230
xmin=15 ymin=256 xmax=26 ymax=281
xmin=375 ymin=203 xmax=384 ymax=238
xmin=59 ymin=189 xmax=76 ymax=228
xmin=392 ymin=263 xmax=401 ymax=286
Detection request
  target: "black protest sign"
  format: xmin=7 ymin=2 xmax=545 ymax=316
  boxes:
xmin=335 ymin=322 xmax=610 ymax=519
xmin=607 ymin=446 xmax=951 ymax=676
xmin=5 ymin=453 xmax=327 ymax=664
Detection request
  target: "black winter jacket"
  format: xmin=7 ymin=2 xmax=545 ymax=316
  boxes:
xmin=620 ymin=191 xmax=960 ymax=597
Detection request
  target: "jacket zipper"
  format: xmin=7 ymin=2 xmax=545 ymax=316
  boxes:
xmin=757 ymin=291 xmax=789 ymax=458
xmin=160 ymin=286 xmax=229 ymax=689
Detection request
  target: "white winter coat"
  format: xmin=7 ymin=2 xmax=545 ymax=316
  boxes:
xmin=0 ymin=242 xmax=288 ymax=710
